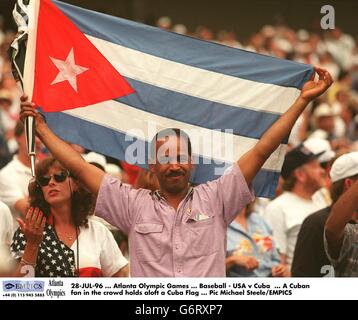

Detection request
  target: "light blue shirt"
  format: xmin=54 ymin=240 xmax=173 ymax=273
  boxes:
xmin=227 ymin=213 xmax=280 ymax=277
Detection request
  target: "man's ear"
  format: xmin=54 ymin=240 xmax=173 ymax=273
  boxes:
xmin=189 ymin=156 xmax=195 ymax=170
xmin=344 ymin=178 xmax=354 ymax=190
xmin=294 ymin=168 xmax=305 ymax=183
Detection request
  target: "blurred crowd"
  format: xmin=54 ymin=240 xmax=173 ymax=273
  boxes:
xmin=0 ymin=13 xmax=357 ymax=277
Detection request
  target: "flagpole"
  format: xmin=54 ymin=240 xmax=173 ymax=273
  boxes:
xmin=24 ymin=0 xmax=38 ymax=177
xmin=16 ymin=84 xmax=36 ymax=178
xmin=25 ymin=116 xmax=36 ymax=178
xmin=11 ymin=0 xmax=39 ymax=177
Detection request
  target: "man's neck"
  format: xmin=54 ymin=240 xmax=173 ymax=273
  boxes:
xmin=16 ymin=151 xmax=31 ymax=168
xmin=291 ymin=184 xmax=315 ymax=200
xmin=160 ymin=187 xmax=190 ymax=211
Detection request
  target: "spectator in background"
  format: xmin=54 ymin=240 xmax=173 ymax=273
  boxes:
xmin=134 ymin=169 xmax=160 ymax=191
xmin=119 ymin=161 xmax=141 ymax=185
xmin=291 ymin=152 xmax=357 ymax=276
xmin=0 ymin=89 xmax=14 ymax=168
xmin=303 ymin=137 xmax=336 ymax=207
xmin=0 ymin=201 xmax=14 ymax=276
xmin=226 ymin=201 xmax=288 ymax=277
xmin=264 ymin=145 xmax=326 ymax=271
xmin=310 ymin=103 xmax=337 ymax=141
xmin=324 ymin=152 xmax=358 ymax=277
xmin=83 ymin=151 xmax=122 ymax=179
xmin=0 ymin=89 xmax=19 ymax=153
xmin=0 ymin=121 xmax=42 ymax=231
xmin=0 ymin=118 xmax=10 ymax=169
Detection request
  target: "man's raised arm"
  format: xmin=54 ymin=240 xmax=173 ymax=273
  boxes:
xmin=20 ymin=95 xmax=105 ymax=195
xmin=238 ymin=67 xmax=333 ymax=185
xmin=325 ymin=179 xmax=358 ymax=259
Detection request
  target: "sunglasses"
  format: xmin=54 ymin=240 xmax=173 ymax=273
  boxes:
xmin=37 ymin=171 xmax=70 ymax=187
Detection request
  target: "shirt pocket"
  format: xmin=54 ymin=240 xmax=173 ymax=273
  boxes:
xmin=185 ymin=215 xmax=218 ymax=258
xmin=134 ymin=223 xmax=164 ymax=262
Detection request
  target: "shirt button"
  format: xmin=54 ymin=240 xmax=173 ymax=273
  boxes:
xmin=175 ymin=245 xmax=179 ymax=250
xmin=177 ymin=269 xmax=182 ymax=273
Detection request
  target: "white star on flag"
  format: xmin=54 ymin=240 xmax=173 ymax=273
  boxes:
xmin=50 ymin=47 xmax=89 ymax=92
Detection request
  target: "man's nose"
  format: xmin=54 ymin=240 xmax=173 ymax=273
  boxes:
xmin=169 ymin=162 xmax=180 ymax=170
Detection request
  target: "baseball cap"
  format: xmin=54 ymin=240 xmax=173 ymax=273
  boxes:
xmin=330 ymin=152 xmax=358 ymax=183
xmin=303 ymin=137 xmax=335 ymax=163
xmin=313 ymin=103 xmax=336 ymax=118
xmin=281 ymin=145 xmax=324 ymax=179
xmin=83 ymin=152 xmax=107 ymax=170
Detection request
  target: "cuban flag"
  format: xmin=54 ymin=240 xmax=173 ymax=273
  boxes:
xmin=18 ymin=0 xmax=313 ymax=198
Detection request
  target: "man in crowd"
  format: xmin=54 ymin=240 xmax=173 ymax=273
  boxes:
xmin=0 ymin=121 xmax=41 ymax=232
xmin=292 ymin=151 xmax=358 ymax=277
xmin=20 ymin=67 xmax=332 ymax=276
xmin=325 ymin=152 xmax=358 ymax=277
xmin=264 ymin=144 xmax=327 ymax=271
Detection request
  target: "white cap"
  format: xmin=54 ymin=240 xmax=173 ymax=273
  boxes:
xmin=104 ymin=163 xmax=122 ymax=175
xmin=330 ymin=152 xmax=358 ymax=183
xmin=297 ymin=29 xmax=309 ymax=41
xmin=303 ymin=137 xmax=335 ymax=163
xmin=314 ymin=103 xmax=336 ymax=118
xmin=261 ymin=25 xmax=275 ymax=38
xmin=83 ymin=152 xmax=107 ymax=169
xmin=172 ymin=24 xmax=187 ymax=35
xmin=157 ymin=16 xmax=172 ymax=29
xmin=274 ymin=38 xmax=293 ymax=53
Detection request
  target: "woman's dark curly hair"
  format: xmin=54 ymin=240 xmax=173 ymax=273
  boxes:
xmin=28 ymin=157 xmax=94 ymax=228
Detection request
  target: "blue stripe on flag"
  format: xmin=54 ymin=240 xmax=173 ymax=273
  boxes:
xmin=43 ymin=110 xmax=279 ymax=198
xmin=119 ymin=77 xmax=281 ymax=140
xmin=54 ymin=0 xmax=313 ymax=89
xmin=193 ymin=162 xmax=279 ymax=199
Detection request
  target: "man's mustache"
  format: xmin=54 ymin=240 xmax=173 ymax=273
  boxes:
xmin=166 ymin=170 xmax=185 ymax=177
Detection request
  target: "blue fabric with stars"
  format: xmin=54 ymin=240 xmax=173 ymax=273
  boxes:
xmin=10 ymin=224 xmax=76 ymax=277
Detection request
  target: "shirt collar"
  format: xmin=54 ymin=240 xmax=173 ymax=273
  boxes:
xmin=153 ymin=186 xmax=193 ymax=201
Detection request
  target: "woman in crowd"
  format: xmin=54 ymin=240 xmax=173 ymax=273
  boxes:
xmin=11 ymin=157 xmax=128 ymax=277
xmin=226 ymin=201 xmax=289 ymax=277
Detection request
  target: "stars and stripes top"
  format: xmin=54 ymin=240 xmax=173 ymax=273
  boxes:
xmin=10 ymin=217 xmax=128 ymax=277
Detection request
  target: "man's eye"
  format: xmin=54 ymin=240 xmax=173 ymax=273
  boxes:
xmin=179 ymin=156 xmax=189 ymax=163
xmin=158 ymin=156 xmax=170 ymax=164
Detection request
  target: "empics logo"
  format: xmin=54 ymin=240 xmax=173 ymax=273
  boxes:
xmin=3 ymin=281 xmax=45 ymax=292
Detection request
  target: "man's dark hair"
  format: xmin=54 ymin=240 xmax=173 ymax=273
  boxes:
xmin=282 ymin=173 xmax=297 ymax=191
xmin=150 ymin=128 xmax=192 ymax=161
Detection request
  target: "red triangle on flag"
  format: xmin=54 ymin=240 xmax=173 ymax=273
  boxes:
xmin=32 ymin=0 xmax=134 ymax=112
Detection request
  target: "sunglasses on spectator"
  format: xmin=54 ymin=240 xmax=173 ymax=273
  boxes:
xmin=37 ymin=171 xmax=70 ymax=187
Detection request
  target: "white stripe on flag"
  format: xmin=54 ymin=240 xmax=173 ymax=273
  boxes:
xmin=23 ymin=0 xmax=40 ymax=99
xmin=87 ymin=35 xmax=301 ymax=115
xmin=64 ymin=100 xmax=287 ymax=171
